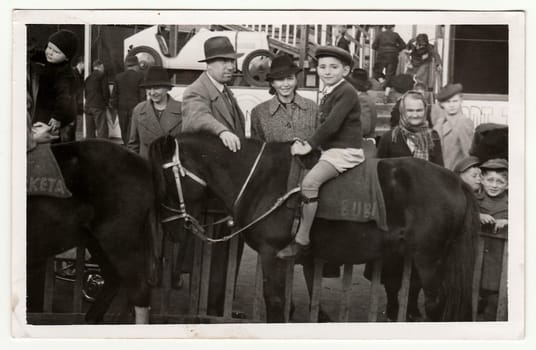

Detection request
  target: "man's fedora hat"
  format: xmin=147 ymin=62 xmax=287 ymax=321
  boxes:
xmin=198 ymin=36 xmax=244 ymax=63
xmin=125 ymin=55 xmax=139 ymax=67
xmin=140 ymin=66 xmax=172 ymax=88
xmin=267 ymin=55 xmax=301 ymax=81
xmin=436 ymin=83 xmax=463 ymax=102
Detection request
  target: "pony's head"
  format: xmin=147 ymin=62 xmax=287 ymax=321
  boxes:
xmin=149 ymin=134 xmax=208 ymax=243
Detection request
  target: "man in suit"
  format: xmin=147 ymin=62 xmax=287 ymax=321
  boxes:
xmin=128 ymin=66 xmax=181 ymax=159
xmin=182 ymin=36 xmax=245 ymax=152
xmin=180 ymin=36 xmax=246 ymax=317
xmin=84 ymin=59 xmax=109 ymax=139
xmin=110 ymin=55 xmax=145 ymax=145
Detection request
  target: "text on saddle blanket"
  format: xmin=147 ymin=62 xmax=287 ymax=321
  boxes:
xmin=27 ymin=144 xmax=72 ymax=198
xmin=316 ymin=158 xmax=388 ymax=231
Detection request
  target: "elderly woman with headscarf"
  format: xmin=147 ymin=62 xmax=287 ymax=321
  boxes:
xmin=250 ymin=54 xmax=319 ymax=143
xmin=366 ymin=90 xmax=444 ymax=321
xmin=377 ymin=90 xmax=443 ymax=163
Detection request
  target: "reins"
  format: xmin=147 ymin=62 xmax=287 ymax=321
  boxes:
xmin=160 ymin=138 xmax=299 ymax=243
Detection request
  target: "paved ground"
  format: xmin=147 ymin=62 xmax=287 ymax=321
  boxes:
xmin=50 ymin=244 xmax=399 ymax=323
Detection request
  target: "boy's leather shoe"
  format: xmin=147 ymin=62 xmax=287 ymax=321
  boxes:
xmin=276 ymin=241 xmax=310 ymax=260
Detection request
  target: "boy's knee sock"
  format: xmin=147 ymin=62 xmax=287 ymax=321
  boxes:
xmin=295 ymin=198 xmax=318 ymax=246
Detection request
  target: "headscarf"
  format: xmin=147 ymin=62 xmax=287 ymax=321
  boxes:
xmin=392 ymin=91 xmax=434 ymax=160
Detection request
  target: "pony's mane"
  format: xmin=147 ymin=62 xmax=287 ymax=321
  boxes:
xmin=178 ymin=130 xmax=294 ymax=151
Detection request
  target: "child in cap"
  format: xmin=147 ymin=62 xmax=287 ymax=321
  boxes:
xmin=476 ymin=158 xmax=508 ymax=319
xmin=478 ymin=158 xmax=508 ymax=232
xmin=31 ymin=29 xmax=79 ymax=142
xmin=277 ymin=46 xmax=364 ymax=259
xmin=454 ymin=155 xmax=482 ymax=194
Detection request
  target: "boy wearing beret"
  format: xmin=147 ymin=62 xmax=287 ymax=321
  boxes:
xmin=432 ymin=83 xmax=475 ymax=170
xmin=277 ymin=46 xmax=364 ymax=259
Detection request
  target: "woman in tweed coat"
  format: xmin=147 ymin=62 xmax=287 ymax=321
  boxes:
xmin=250 ymin=55 xmax=318 ymax=143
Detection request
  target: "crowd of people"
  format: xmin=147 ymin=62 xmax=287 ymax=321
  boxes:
xmin=27 ymin=27 xmax=507 ymax=321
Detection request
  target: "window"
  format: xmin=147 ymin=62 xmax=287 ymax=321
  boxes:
xmin=451 ymin=25 xmax=508 ymax=95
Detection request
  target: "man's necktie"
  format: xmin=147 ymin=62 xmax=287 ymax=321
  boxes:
xmin=222 ymin=86 xmax=233 ymax=107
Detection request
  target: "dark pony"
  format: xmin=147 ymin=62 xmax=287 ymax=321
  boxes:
xmin=149 ymin=132 xmax=479 ymax=322
xmin=27 ymin=140 xmax=160 ymax=323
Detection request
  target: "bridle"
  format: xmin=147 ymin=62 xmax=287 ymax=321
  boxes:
xmin=160 ymin=138 xmax=300 ymax=243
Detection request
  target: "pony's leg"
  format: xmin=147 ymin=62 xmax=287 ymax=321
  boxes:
xmin=383 ymin=283 xmax=400 ymax=321
xmin=135 ymin=306 xmax=150 ymax=324
xmin=411 ymin=255 xmax=443 ymax=321
xmin=259 ymin=248 xmax=290 ymax=323
xmin=26 ymin=263 xmax=46 ymax=312
xmin=84 ymin=235 xmax=120 ymax=324
xmin=407 ymin=272 xmax=423 ymax=321
xmin=125 ymin=273 xmax=152 ymax=324
xmin=207 ymin=232 xmax=245 ymax=317
xmin=301 ymin=257 xmax=331 ymax=322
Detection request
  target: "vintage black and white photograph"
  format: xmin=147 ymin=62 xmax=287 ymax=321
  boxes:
xmin=11 ymin=8 xmax=525 ymax=340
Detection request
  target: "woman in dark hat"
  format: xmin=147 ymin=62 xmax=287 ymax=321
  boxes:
xmin=30 ymin=29 xmax=80 ymax=142
xmin=127 ymin=66 xmax=182 ymax=159
xmin=250 ymin=54 xmax=319 ymax=143
xmin=346 ymin=68 xmax=377 ymax=138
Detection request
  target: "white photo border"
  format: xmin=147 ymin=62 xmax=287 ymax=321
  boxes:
xmin=10 ymin=8 xmax=525 ymax=341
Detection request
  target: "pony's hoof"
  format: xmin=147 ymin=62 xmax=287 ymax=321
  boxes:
xmin=407 ymin=309 xmax=423 ymax=322
xmin=318 ymin=309 xmax=332 ymax=322
xmin=407 ymin=313 xmax=424 ymax=322
xmin=232 ymin=311 xmax=247 ymax=319
xmin=385 ymin=305 xmax=398 ymax=321
xmin=171 ymin=274 xmax=185 ymax=290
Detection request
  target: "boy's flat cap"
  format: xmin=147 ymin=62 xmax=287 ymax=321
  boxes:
xmin=315 ymin=46 xmax=353 ymax=66
xmin=480 ymin=158 xmax=508 ymax=170
xmin=454 ymin=156 xmax=481 ymax=173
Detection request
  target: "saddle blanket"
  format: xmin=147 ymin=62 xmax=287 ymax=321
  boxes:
xmin=27 ymin=144 xmax=72 ymax=198
xmin=316 ymin=158 xmax=388 ymax=231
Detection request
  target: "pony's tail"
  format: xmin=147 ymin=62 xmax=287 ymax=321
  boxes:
xmin=145 ymin=206 xmax=163 ymax=287
xmin=442 ymin=182 xmax=480 ymax=321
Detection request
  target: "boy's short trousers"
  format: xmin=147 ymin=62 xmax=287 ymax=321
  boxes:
xmin=320 ymin=147 xmax=365 ymax=173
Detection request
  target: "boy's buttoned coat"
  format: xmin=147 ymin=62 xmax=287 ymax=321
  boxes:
xmin=433 ymin=111 xmax=474 ymax=171
xmin=128 ymin=96 xmax=182 ymax=159
xmin=181 ymin=72 xmax=245 ymax=137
